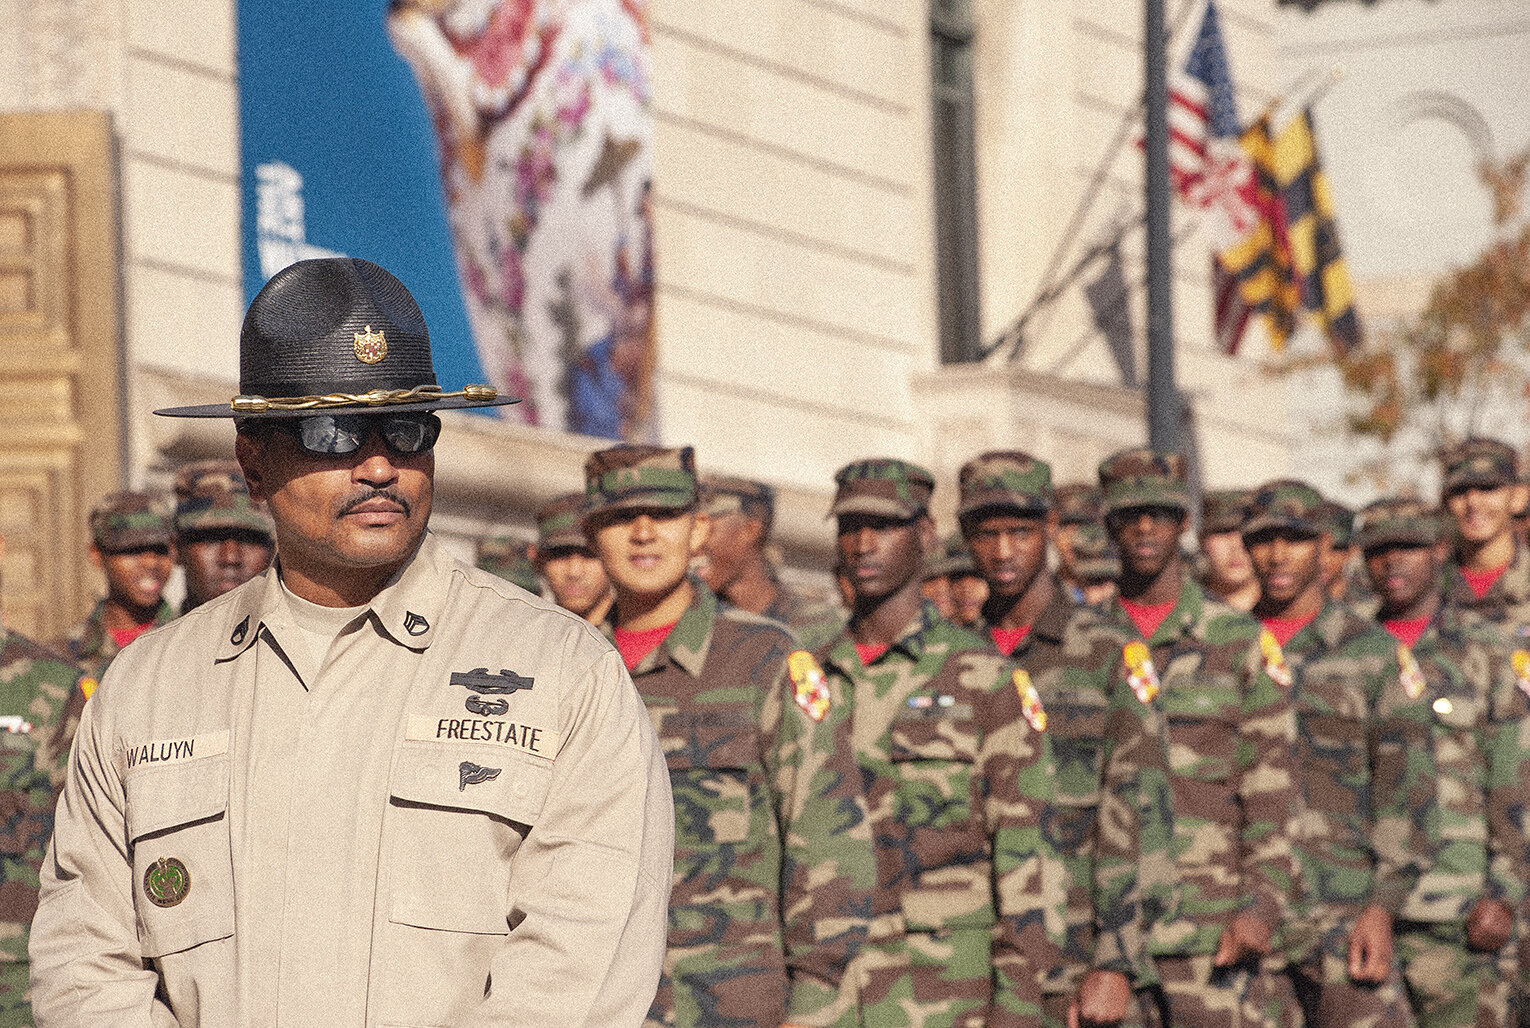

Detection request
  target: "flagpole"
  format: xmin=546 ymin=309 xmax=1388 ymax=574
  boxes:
xmin=1145 ymin=0 xmax=1178 ymax=452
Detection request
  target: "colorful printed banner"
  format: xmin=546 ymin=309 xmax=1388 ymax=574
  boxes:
xmin=240 ymin=1 xmax=656 ymax=439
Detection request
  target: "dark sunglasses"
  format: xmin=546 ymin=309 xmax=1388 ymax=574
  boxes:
xmin=273 ymin=413 xmax=442 ymax=456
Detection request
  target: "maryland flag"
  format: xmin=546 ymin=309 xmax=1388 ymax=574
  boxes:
xmin=1220 ymin=108 xmax=1362 ymax=355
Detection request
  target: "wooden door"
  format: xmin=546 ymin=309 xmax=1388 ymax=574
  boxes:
xmin=0 ymin=111 xmax=122 ymax=643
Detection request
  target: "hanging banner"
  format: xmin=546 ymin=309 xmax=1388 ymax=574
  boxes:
xmin=239 ymin=0 xmax=656 ymax=440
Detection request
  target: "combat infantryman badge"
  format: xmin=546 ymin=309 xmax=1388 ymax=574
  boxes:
xmin=788 ymin=650 xmax=831 ymax=722
xmin=1398 ymin=645 xmax=1427 ymax=700
xmin=459 ymin=761 xmax=501 ymax=791
xmin=1259 ymin=629 xmax=1293 ymax=689
xmin=353 ymin=325 xmax=387 ymax=364
xmin=144 ymin=856 xmax=190 ymax=908
xmin=1123 ymin=641 xmax=1160 ymax=703
xmin=451 ymin=668 xmax=535 ymax=694
xmin=1515 ymin=650 xmax=1530 ymax=700
xmin=1013 ymin=669 xmax=1047 ymax=731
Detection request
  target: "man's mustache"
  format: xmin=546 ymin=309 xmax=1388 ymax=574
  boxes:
xmin=337 ymin=489 xmax=413 ymax=519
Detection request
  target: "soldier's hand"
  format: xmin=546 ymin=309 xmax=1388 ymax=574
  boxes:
xmin=1212 ymin=911 xmax=1272 ymax=967
xmin=1069 ymin=968 xmax=1131 ymax=1027
xmin=1346 ymin=904 xmax=1393 ymax=984
xmin=1465 ymin=898 xmax=1513 ymax=953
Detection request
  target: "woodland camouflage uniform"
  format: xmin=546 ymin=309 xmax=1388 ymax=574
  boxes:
xmin=587 ymin=445 xmax=874 ymax=1028
xmin=1356 ymin=496 xmax=1530 ymax=1027
xmin=817 ymin=458 xmax=1063 ymax=1028
xmin=1097 ymin=451 xmax=1301 ymax=1028
xmin=958 ymin=450 xmax=1176 ymax=1027
xmin=0 ymin=630 xmax=88 ymax=1025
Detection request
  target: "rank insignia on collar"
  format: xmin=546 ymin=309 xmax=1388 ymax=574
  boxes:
xmin=354 ymin=324 xmax=387 ymax=364
xmin=403 ymin=612 xmax=430 ymax=636
xmin=1123 ymin=641 xmax=1160 ymax=703
xmin=788 ymin=650 xmax=831 ymax=722
xmin=465 ymin=695 xmax=510 ymax=716
xmin=1013 ymin=669 xmax=1047 ymax=731
xmin=1258 ymin=629 xmax=1293 ymax=689
xmin=459 ymin=761 xmax=501 ymax=791
xmin=1398 ymin=645 xmax=1427 ymax=700
xmin=1513 ymin=650 xmax=1530 ymax=699
xmin=450 ymin=668 xmax=534 ymax=694
xmin=144 ymin=856 xmax=190 ymax=908
xmin=231 ymin=616 xmax=250 ymax=646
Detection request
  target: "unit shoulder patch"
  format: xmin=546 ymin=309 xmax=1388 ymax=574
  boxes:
xmin=1123 ymin=640 xmax=1160 ymax=703
xmin=788 ymin=650 xmax=831 ymax=722
xmin=1013 ymin=669 xmax=1047 ymax=732
xmin=1258 ymin=629 xmax=1293 ymax=689
xmin=1397 ymin=644 xmax=1427 ymax=700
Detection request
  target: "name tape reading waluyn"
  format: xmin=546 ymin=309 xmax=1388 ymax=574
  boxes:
xmin=124 ymin=730 xmax=231 ymax=770
xmin=406 ymin=715 xmax=557 ymax=757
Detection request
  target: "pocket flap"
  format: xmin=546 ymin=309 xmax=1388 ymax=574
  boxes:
xmin=388 ymin=743 xmax=551 ymax=827
xmin=889 ymin=714 xmax=979 ymax=762
xmin=126 ymin=755 xmax=230 ymax=843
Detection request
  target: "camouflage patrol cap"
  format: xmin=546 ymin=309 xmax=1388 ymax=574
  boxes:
xmin=699 ymin=475 xmax=775 ymax=521
xmin=535 ymin=492 xmax=589 ymax=551
xmin=1319 ymin=499 xmax=1356 ymax=548
xmin=1242 ymin=479 xmax=1325 ymax=539
xmin=172 ymin=459 xmax=274 ymax=538
xmin=1097 ymin=448 xmax=1190 ymax=514
xmin=89 ymin=490 xmax=174 ymax=552
xmin=476 ymin=536 xmax=540 ymax=592
xmin=923 ymin=533 xmax=977 ymax=581
xmin=1441 ymin=437 xmax=1519 ymax=495
xmin=829 ymin=458 xmax=935 ymax=520
xmin=1200 ymin=489 xmax=1252 ymax=535
xmin=583 ymin=444 xmax=697 ymax=518
xmin=957 ymin=451 xmax=1052 ymax=518
xmin=1053 ymin=483 xmax=1103 ymax=525
xmin=1353 ymin=497 xmax=1445 ymax=552
xmin=1072 ymin=522 xmax=1121 ymax=583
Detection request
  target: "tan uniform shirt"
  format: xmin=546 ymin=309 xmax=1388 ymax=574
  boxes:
xmin=31 ymin=532 xmax=673 ymax=1027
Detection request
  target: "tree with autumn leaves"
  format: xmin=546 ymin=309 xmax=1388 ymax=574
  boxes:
xmin=1286 ymin=147 xmax=1530 ymax=488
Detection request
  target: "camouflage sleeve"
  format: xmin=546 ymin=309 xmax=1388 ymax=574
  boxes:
xmin=1235 ymin=639 xmax=1300 ymax=932
xmin=1486 ymin=652 xmax=1530 ymax=909
xmin=1368 ymin=655 xmax=1435 ymax=916
xmin=768 ymin=650 xmax=874 ymax=1026
xmin=988 ymin=667 xmax=1066 ymax=1028
xmin=1088 ymin=653 xmax=1176 ymax=987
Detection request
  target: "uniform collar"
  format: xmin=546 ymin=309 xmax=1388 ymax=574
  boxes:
xmin=631 ymin=576 xmax=718 ymax=679
xmin=214 ymin=531 xmax=449 ymax=663
xmin=824 ymin=600 xmax=940 ymax=672
xmin=1111 ymin=574 xmax=1204 ymax=645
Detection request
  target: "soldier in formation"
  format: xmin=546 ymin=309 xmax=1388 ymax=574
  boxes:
xmin=172 ymin=459 xmax=275 ymax=613
xmin=533 ymin=491 xmax=614 ymax=624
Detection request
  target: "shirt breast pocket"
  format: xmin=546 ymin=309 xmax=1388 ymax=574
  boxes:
xmin=386 ymin=744 xmax=551 ymax=935
xmin=663 ymin=719 xmax=758 ymax=847
xmin=125 ymin=755 xmax=234 ymax=959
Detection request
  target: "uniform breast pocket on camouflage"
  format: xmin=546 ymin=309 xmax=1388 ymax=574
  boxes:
xmin=1297 ymin=710 xmax=1369 ymax=810
xmin=1047 ymin=688 xmax=1108 ymax=810
xmin=124 ymin=754 xmax=234 ymax=959
xmin=385 ymin=743 xmax=551 ymax=935
xmin=1161 ymin=674 xmax=1240 ymax=783
xmin=887 ymin=710 xmax=982 ymax=857
xmin=662 ymin=713 xmax=760 ymax=848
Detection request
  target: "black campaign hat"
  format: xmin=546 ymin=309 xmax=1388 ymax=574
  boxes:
xmin=155 ymin=258 xmax=519 ymax=418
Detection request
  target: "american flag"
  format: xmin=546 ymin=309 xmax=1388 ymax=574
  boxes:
xmin=1168 ymin=1 xmax=1259 ymax=353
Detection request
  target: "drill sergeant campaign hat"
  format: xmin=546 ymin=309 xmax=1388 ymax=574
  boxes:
xmin=1053 ymin=483 xmax=1103 ymax=525
xmin=1097 ymin=448 xmax=1191 ymax=515
xmin=828 ymin=458 xmax=935 ymax=520
xmin=1071 ymin=522 xmax=1121 ymax=584
xmin=1440 ymin=437 xmax=1519 ymax=495
xmin=1200 ymin=489 xmax=1253 ymax=535
xmin=535 ymin=492 xmax=591 ymax=552
xmin=172 ymin=460 xmax=275 ymax=538
xmin=1353 ymin=497 xmax=1446 ymax=553
xmin=583 ymin=445 xmax=698 ymax=521
xmin=90 ymin=490 xmax=174 ymax=553
xmin=957 ymin=451 xmax=1053 ymax=520
xmin=1242 ymin=479 xmax=1326 ymax=539
xmin=154 ymin=257 xmax=520 ymax=418
xmin=1319 ymin=499 xmax=1356 ymax=549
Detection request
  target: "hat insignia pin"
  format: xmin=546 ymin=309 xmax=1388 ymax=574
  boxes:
xmin=354 ymin=325 xmax=387 ymax=364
